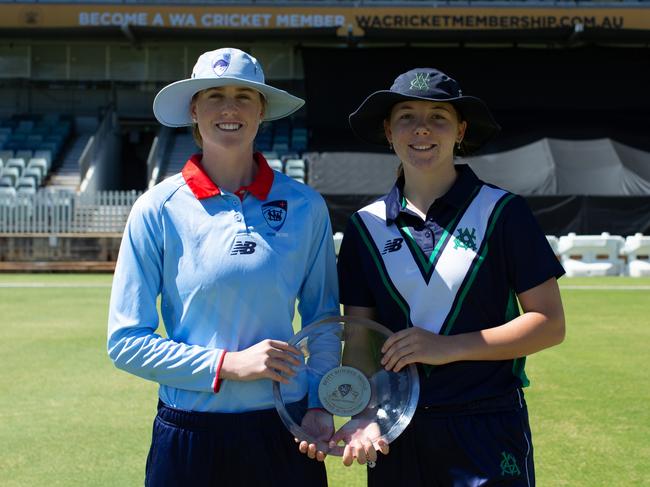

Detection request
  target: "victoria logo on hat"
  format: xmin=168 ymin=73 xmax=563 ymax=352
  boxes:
xmin=154 ymin=47 xmax=304 ymax=127
xmin=349 ymin=67 xmax=500 ymax=155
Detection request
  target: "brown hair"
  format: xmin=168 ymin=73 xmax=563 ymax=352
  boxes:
xmin=190 ymin=90 xmax=267 ymax=149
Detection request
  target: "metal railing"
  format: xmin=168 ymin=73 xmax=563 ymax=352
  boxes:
xmin=0 ymin=189 xmax=140 ymax=234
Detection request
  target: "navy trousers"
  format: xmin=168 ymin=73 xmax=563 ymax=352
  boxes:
xmin=145 ymin=401 xmax=327 ymax=487
xmin=368 ymin=389 xmax=535 ymax=487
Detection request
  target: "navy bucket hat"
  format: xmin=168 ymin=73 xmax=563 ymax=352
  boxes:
xmin=349 ymin=68 xmax=500 ymax=155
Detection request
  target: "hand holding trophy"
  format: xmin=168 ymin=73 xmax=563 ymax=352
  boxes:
xmin=273 ymin=316 xmax=419 ymax=467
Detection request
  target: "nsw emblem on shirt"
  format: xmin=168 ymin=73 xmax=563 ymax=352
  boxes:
xmin=261 ymin=200 xmax=288 ymax=232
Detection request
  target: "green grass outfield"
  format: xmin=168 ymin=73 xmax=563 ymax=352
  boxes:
xmin=1 ymin=274 xmax=649 ymax=486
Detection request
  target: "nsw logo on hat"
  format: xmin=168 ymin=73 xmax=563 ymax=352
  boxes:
xmin=153 ymin=47 xmax=305 ymax=126
xmin=212 ymin=53 xmax=231 ymax=77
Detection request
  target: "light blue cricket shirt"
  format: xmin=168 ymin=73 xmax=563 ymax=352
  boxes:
xmin=108 ymin=153 xmax=339 ymax=412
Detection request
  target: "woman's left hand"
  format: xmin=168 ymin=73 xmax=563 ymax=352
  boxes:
xmin=381 ymin=327 xmax=454 ymax=372
xmin=297 ymin=409 xmax=334 ymax=462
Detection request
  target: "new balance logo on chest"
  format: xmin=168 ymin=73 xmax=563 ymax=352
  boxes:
xmin=230 ymin=240 xmax=257 ymax=255
xmin=382 ymin=238 xmax=403 ymax=254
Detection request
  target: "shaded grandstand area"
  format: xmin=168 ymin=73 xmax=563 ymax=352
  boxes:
xmin=302 ymin=46 xmax=650 ymax=153
xmin=0 ymin=114 xmax=75 ymax=198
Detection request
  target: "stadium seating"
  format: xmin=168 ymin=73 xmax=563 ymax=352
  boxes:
xmin=21 ymin=167 xmax=43 ymax=187
xmin=621 ymin=233 xmax=650 ymax=277
xmin=27 ymin=158 xmax=49 ymax=181
xmin=285 ymin=158 xmax=306 ymax=184
xmin=291 ymin=128 xmax=308 ymax=152
xmin=558 ymin=232 xmax=625 ymax=277
xmin=0 ymin=114 xmax=72 ymax=191
xmin=0 ymin=166 xmax=20 ymax=187
xmin=6 ymin=158 xmax=26 ymax=174
xmin=267 ymin=158 xmax=283 ymax=172
xmin=254 ymin=118 xmax=309 ymax=156
xmin=255 ymin=124 xmax=274 ymax=152
xmin=33 ymin=150 xmax=53 ymax=168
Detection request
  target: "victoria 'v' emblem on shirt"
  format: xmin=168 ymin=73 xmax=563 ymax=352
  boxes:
xmin=354 ymin=185 xmax=512 ymax=335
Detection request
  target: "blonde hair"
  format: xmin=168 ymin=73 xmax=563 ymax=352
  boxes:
xmin=190 ymin=90 xmax=267 ymax=149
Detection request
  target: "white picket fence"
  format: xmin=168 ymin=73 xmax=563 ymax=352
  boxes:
xmin=0 ymin=189 xmax=141 ymax=234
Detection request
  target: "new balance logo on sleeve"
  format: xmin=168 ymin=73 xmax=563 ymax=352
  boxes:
xmin=382 ymin=238 xmax=404 ymax=254
xmin=230 ymin=240 xmax=257 ymax=255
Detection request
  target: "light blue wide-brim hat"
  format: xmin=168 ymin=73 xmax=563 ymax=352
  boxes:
xmin=153 ymin=47 xmax=304 ymax=127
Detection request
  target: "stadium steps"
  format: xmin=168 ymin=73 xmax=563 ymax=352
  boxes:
xmin=162 ymin=131 xmax=199 ymax=180
xmin=47 ymin=134 xmax=92 ymax=190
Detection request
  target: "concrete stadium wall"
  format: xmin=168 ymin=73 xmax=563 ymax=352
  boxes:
xmin=0 ymin=235 xmax=121 ymax=272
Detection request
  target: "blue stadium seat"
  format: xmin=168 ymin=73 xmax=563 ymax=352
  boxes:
xmin=41 ymin=113 xmax=60 ymax=126
xmin=262 ymin=151 xmax=278 ymax=160
xmin=17 ymin=177 xmax=36 ymax=191
xmin=33 ymin=151 xmax=53 ymax=168
xmin=285 ymin=158 xmax=306 ymax=183
xmin=22 ymin=167 xmax=43 ymax=186
xmin=38 ymin=142 xmax=60 ymax=157
xmin=267 ymin=158 xmax=283 ymax=172
xmin=291 ymin=129 xmax=308 ymax=151
xmin=0 ymin=176 xmax=14 ymax=188
xmin=27 ymin=134 xmax=44 ymax=143
xmin=6 ymin=158 xmax=26 ymax=174
xmin=15 ymin=120 xmax=34 ymax=134
xmin=1 ymin=166 xmax=20 ymax=187
xmin=15 ymin=150 xmax=33 ymax=161
xmin=10 ymin=133 xmax=27 ymax=142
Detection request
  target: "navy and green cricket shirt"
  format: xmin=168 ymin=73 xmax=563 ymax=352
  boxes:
xmin=337 ymin=165 xmax=565 ymax=406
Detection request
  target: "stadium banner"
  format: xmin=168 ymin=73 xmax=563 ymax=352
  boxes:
xmin=1 ymin=5 xmax=649 ymax=35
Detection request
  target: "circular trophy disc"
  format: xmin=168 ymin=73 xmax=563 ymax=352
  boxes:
xmin=273 ymin=316 xmax=420 ymax=456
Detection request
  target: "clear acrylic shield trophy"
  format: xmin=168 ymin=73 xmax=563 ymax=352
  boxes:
xmin=273 ymin=316 xmax=420 ymax=456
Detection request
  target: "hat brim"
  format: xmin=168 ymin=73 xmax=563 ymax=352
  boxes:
xmin=349 ymin=91 xmax=500 ymax=155
xmin=153 ymin=77 xmax=305 ymax=127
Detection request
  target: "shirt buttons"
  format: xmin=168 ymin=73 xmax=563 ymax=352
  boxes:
xmin=425 ymin=231 xmax=431 ymax=238
xmin=235 ymin=214 xmax=242 ymax=222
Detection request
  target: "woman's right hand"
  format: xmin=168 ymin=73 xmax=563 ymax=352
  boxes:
xmin=329 ymin=418 xmax=389 ymax=466
xmin=219 ymin=339 xmax=302 ymax=383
